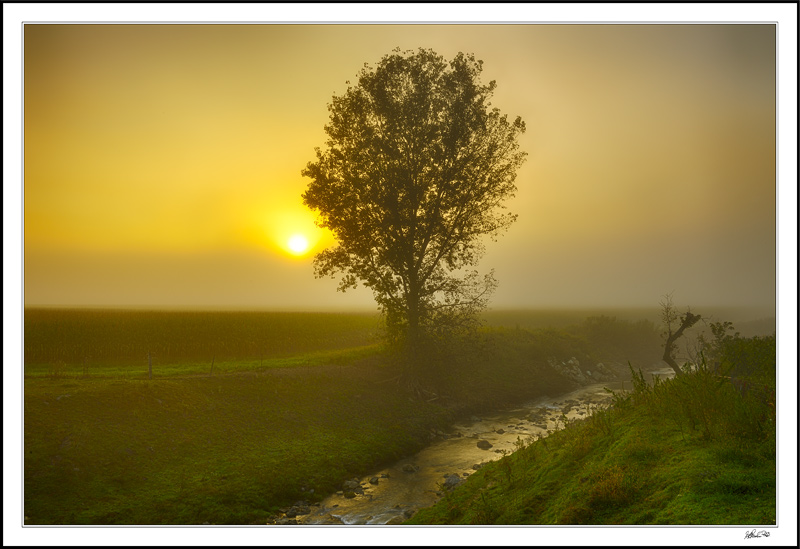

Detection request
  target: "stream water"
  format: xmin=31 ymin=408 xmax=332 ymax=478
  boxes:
xmin=298 ymin=366 xmax=675 ymax=525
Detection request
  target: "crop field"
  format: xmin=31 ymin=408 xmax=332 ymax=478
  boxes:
xmin=23 ymin=308 xmax=384 ymax=378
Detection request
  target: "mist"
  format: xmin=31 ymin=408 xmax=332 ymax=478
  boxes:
xmin=21 ymin=23 xmax=778 ymax=317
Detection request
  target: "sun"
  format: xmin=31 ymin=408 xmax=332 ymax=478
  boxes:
xmin=287 ymin=234 xmax=310 ymax=256
xmin=258 ymin=207 xmax=330 ymax=257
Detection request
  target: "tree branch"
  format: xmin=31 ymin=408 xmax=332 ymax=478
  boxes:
xmin=662 ymin=311 xmax=702 ymax=376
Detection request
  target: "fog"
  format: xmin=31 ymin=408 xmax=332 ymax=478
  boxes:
xmin=21 ymin=23 xmax=779 ymax=315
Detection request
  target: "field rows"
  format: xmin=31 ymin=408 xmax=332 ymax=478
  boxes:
xmin=24 ymin=309 xmax=383 ymax=372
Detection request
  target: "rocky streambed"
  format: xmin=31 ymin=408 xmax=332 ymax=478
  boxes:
xmin=271 ymin=363 xmax=674 ymax=525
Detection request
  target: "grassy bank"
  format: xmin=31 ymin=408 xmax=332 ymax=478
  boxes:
xmin=407 ymin=335 xmax=777 ymax=525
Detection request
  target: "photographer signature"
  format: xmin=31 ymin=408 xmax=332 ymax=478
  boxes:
xmin=744 ymin=529 xmax=770 ymax=539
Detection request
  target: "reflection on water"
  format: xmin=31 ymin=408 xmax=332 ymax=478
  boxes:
xmin=300 ymin=367 xmax=675 ymax=525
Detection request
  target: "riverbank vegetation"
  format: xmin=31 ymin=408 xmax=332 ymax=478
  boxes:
xmin=407 ymin=333 xmax=776 ymax=525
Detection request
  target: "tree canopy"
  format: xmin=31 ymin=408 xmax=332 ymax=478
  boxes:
xmin=301 ymin=48 xmax=526 ymax=373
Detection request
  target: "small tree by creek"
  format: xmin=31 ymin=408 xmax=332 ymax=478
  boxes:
xmin=659 ymin=294 xmax=776 ymax=414
xmin=659 ymin=293 xmax=703 ymax=376
xmin=302 ymin=48 xmax=527 ymax=384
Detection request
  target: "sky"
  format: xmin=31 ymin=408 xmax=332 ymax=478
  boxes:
xmin=19 ymin=20 xmax=782 ymax=315
xmin=4 ymin=5 xmax=798 ymax=547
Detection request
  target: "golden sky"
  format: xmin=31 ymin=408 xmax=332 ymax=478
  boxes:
xmin=23 ymin=23 xmax=778 ymax=311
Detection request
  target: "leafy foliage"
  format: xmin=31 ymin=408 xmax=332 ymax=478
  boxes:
xmin=301 ymin=48 xmax=526 ymax=374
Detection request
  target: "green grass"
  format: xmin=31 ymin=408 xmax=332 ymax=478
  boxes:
xmin=22 ymin=310 xmax=587 ymax=525
xmin=24 ymin=350 xmax=455 ymax=525
xmin=25 ymin=329 xmax=574 ymax=525
xmin=24 ymin=343 xmax=383 ymax=379
xmin=25 ymin=308 xmax=770 ymax=525
xmin=24 ymin=308 xmax=383 ymax=371
xmin=24 ymin=309 xmax=418 ymax=524
xmin=407 ymin=338 xmax=776 ymax=525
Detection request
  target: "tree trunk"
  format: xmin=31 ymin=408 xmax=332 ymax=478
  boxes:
xmin=406 ymin=287 xmax=422 ymax=375
xmin=663 ymin=312 xmax=702 ymax=376
xmin=402 ymin=273 xmax=432 ymax=389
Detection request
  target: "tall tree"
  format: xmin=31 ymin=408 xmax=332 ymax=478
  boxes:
xmin=302 ymin=48 xmax=526 ymax=376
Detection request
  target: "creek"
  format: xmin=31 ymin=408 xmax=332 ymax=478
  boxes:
xmin=299 ymin=366 xmax=675 ymax=525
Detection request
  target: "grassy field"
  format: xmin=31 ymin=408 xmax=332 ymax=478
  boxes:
xmin=24 ymin=308 xmax=383 ymax=378
xmin=23 ymin=308 xmax=597 ymax=524
xmin=23 ymin=308 xmax=773 ymax=525
xmin=407 ymin=336 xmax=777 ymax=525
xmin=24 ymin=355 xmax=455 ymax=524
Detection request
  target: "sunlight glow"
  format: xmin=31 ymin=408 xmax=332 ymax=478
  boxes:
xmin=287 ymin=234 xmax=310 ymax=255
xmin=258 ymin=206 xmax=334 ymax=258
xmin=21 ymin=23 xmax=778 ymax=312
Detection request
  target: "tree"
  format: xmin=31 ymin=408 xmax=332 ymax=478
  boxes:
xmin=659 ymin=293 xmax=702 ymax=376
xmin=695 ymin=320 xmax=739 ymax=372
xmin=301 ymin=48 xmax=526 ymax=378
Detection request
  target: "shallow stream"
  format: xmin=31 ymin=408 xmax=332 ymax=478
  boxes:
xmin=299 ymin=366 xmax=675 ymax=525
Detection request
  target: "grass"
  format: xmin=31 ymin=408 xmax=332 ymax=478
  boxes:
xmin=25 ymin=308 xmax=769 ymax=525
xmin=24 ymin=308 xmax=383 ymax=371
xmin=407 ymin=337 xmax=777 ymax=525
xmin=23 ymin=309 xmax=606 ymax=524
xmin=24 ymin=352 xmax=456 ymax=524
xmin=25 ymin=343 xmax=383 ymax=379
xmin=23 ymin=309 xmax=414 ymax=524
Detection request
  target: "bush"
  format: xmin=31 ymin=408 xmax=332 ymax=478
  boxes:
xmin=639 ymin=334 xmax=775 ymax=443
